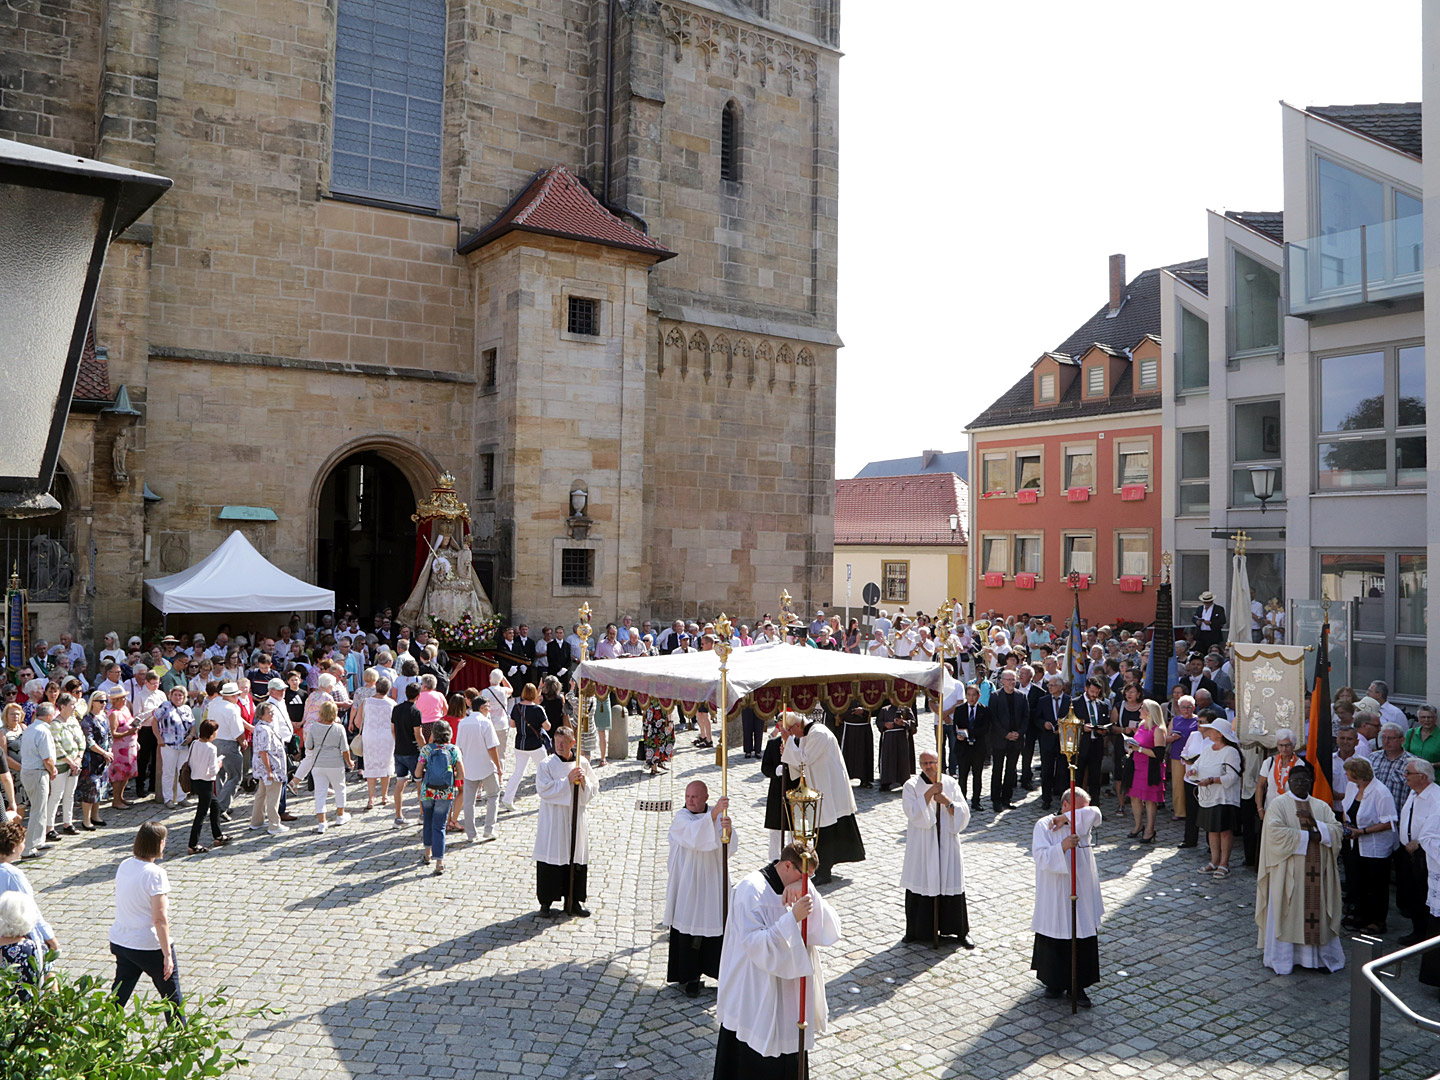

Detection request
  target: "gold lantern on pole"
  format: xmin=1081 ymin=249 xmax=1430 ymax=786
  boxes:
xmin=784 ymin=763 xmax=822 ymax=876
xmin=1058 ymin=702 xmax=1083 ymax=1014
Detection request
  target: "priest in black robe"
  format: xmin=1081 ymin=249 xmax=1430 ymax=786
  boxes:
xmin=876 ymin=704 xmax=916 ymax=792
xmin=760 ymin=721 xmax=799 ymax=860
xmin=838 ymin=706 xmax=874 ymax=788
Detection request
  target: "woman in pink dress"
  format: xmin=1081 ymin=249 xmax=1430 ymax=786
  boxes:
xmin=107 ymin=696 xmax=138 ymax=809
xmin=1127 ymin=699 xmax=1168 ymax=842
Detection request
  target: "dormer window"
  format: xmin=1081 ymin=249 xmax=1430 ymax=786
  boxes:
xmin=1037 ymin=372 xmax=1056 ymax=402
xmin=1086 ymin=365 xmax=1105 ymax=396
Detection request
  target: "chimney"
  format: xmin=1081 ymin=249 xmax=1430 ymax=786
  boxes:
xmin=1108 ymin=253 xmax=1126 ymax=314
xmin=921 ymin=449 xmax=940 ymax=469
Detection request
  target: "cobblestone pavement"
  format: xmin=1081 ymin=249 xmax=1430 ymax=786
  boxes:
xmin=22 ymin=723 xmax=1440 ymax=1080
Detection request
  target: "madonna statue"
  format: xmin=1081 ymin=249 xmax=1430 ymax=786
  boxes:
xmin=398 ymin=474 xmax=495 ymax=631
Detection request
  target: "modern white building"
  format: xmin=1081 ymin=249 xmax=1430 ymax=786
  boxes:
xmin=1162 ymin=100 xmax=1428 ymax=703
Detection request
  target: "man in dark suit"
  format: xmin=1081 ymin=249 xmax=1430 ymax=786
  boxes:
xmin=1038 ymin=675 xmax=1070 ymax=810
xmin=952 ymin=683 xmax=989 ymax=810
xmin=1192 ymin=591 xmax=1227 ymax=654
xmin=1180 ymin=654 xmax=1219 ymax=701
xmin=988 ymin=670 xmax=1028 ymax=812
xmin=1018 ymin=665 xmax=1045 ymax=791
xmin=1077 ymin=676 xmax=1112 ymax=795
xmin=547 ymin=627 xmax=572 ymax=693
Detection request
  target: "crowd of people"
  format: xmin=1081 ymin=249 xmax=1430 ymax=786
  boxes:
xmin=1 ymin=598 xmax=1439 ymax=1063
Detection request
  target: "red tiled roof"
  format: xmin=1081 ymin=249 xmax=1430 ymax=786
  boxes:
xmin=459 ymin=166 xmax=675 ymax=260
xmin=72 ymin=322 xmax=110 ymax=403
xmin=834 ymin=473 xmax=968 ymax=547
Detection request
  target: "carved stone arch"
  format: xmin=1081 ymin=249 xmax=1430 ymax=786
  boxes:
xmin=756 ymin=340 xmax=775 ymax=390
xmin=777 ymin=343 xmax=795 ymax=391
xmin=664 ymin=326 xmax=687 ymax=380
xmin=797 ymin=347 xmax=814 ymax=367
xmin=735 ymin=337 xmax=755 ymax=387
xmin=711 ymin=334 xmax=733 ymax=386
xmin=688 ymin=329 xmax=711 ymax=383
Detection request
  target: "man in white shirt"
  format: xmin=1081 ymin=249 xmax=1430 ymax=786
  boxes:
xmin=564 ymin=624 xmax=585 ymax=658
xmin=209 ymin=682 xmax=252 ymax=818
xmin=1396 ymin=759 xmax=1440 ymax=946
xmin=1368 ymin=681 xmax=1410 ymax=731
xmin=1354 ymin=712 xmax=1380 ymax=758
xmin=94 ymin=662 xmax=126 ymax=700
xmin=457 ymin=701 xmax=503 ymax=842
xmin=874 ymin=610 xmax=893 ymax=641
xmin=891 ymin=619 xmax=916 ymax=660
xmin=50 ymin=631 xmax=85 ymax=669
xmin=1332 ymin=727 xmax=1361 ymax=807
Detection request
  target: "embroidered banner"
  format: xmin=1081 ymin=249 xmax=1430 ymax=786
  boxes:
xmin=788 ymin=682 xmax=820 ymax=715
xmin=857 ymin=678 xmax=889 ymax=711
xmin=750 ymin=685 xmax=786 ymax=720
xmin=1233 ymin=642 xmax=1308 ymax=738
xmin=891 ymin=680 xmax=917 ymax=707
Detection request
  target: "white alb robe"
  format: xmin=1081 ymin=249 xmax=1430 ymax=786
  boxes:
xmin=781 ymin=723 xmax=857 ymax=828
xmin=1420 ymin=808 xmax=1440 ymax=918
xmin=533 ymin=753 xmax=597 ymax=866
xmin=664 ymin=807 xmax=733 ymax=937
xmin=900 ymin=773 xmax=969 ymax=897
xmin=715 ymin=868 xmax=841 ymax=1058
xmin=1031 ymin=805 xmax=1104 ymax=939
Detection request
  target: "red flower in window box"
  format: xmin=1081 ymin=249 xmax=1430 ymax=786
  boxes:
xmin=1120 ymin=484 xmax=1146 ymax=501
xmin=1067 ymin=487 xmax=1090 ymax=502
xmin=1017 ymin=489 xmax=1038 ymax=504
xmin=1118 ymin=575 xmax=1145 ymax=593
xmin=1015 ymin=572 xmax=1037 ymax=589
xmin=983 ymin=572 xmax=1004 ymax=588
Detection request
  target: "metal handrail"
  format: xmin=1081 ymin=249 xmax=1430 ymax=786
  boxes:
xmin=1361 ymin=933 xmax=1440 ymax=1033
xmin=1349 ymin=932 xmax=1440 ymax=1080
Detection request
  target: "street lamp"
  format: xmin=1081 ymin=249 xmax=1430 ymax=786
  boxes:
xmin=0 ymin=137 xmax=170 ymax=516
xmin=1248 ymin=465 xmax=1279 ymax=513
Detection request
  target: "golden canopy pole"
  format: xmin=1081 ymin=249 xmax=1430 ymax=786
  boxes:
xmin=785 ymin=767 xmax=822 ymax=1080
xmin=1058 ymin=704 xmax=1083 ymax=1015
xmin=714 ymin=613 xmax=734 ymax=922
xmin=929 ymin=600 xmax=954 ymax=948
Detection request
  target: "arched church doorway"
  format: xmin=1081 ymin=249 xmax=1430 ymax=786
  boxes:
xmin=316 ymin=451 xmax=416 ymax=621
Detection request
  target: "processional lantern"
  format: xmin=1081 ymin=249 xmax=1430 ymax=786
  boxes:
xmin=785 ymin=768 xmax=822 ymax=875
xmin=1059 ymin=704 xmax=1082 ymax=762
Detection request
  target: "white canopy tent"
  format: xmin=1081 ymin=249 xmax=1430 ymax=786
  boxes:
xmin=575 ymin=641 xmax=960 ymax=716
xmin=143 ymin=530 xmax=335 ymax=616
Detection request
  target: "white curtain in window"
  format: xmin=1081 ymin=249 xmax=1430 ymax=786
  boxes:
xmin=1119 ymin=539 xmax=1149 ymax=577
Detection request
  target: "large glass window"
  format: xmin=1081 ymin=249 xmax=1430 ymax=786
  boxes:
xmin=1232 ymin=399 xmax=1282 ymax=506
xmin=1233 ymin=250 xmax=1280 ymax=354
xmin=1116 ymin=440 xmax=1150 ymax=488
xmin=1178 ymin=306 xmax=1209 ymax=391
xmin=1176 ymin=551 xmax=1210 ymax=626
xmin=1316 ymin=156 xmax=1384 ymax=291
xmin=981 ymin=536 xmax=1007 ymax=576
xmin=1395 ymin=190 xmax=1423 ymax=277
xmin=1064 ymin=446 xmax=1094 ymax=490
xmin=1316 ymin=344 xmax=1426 ymax=490
xmin=1178 ymin=429 xmax=1210 ymax=515
xmin=981 ymin=453 xmax=1008 ymax=495
xmin=1320 ymin=550 xmax=1427 ymax=701
xmin=1014 ymin=451 xmax=1042 ymax=492
xmin=1243 ymin=552 xmax=1286 ymax=640
xmin=1115 ymin=531 xmax=1151 ymax=580
xmin=332 ymin=0 xmax=447 ymax=209
xmin=1013 ymin=535 xmax=1042 ymax=577
xmin=1063 ymin=533 xmax=1094 ymax=577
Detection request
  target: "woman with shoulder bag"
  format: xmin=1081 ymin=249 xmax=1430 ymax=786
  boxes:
xmin=501 ymin=684 xmax=550 ymax=811
xmin=292 ymin=699 xmax=353 ymax=833
xmin=185 ymin=719 xmax=228 ymax=854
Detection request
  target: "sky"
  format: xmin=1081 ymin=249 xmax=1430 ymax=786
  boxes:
xmin=834 ymin=0 xmax=1423 ymax=479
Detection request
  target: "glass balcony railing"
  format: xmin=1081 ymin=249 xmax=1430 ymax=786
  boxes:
xmin=1286 ymin=216 xmax=1423 ymax=315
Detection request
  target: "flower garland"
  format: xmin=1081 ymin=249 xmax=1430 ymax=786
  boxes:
xmin=427 ymin=611 xmax=504 ymax=651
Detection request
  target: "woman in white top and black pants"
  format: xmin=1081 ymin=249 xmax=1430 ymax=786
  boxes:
xmin=1339 ymin=755 xmax=1398 ymax=933
xmin=109 ymin=821 xmax=182 ymax=1013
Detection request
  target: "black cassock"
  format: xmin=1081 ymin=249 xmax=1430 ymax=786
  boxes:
xmin=838 ymin=709 xmax=874 ymax=786
xmin=876 ymin=705 xmax=916 ymax=789
xmin=761 ymin=732 xmax=799 ymax=832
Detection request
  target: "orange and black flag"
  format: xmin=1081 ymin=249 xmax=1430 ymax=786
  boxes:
xmin=1305 ymin=612 xmax=1335 ymax=805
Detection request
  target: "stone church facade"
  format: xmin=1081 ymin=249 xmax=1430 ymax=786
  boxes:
xmin=0 ymin=0 xmax=840 ymax=641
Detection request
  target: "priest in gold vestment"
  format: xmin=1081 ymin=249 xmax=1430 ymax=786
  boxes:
xmin=1254 ymin=761 xmax=1344 ymax=974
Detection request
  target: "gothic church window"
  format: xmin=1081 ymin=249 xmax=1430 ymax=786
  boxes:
xmin=721 ymin=101 xmax=741 ymax=183
xmin=332 ymin=0 xmax=446 ymax=209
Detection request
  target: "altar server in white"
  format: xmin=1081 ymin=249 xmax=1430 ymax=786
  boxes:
xmin=1030 ymin=786 xmax=1103 ymax=1007
xmin=713 ymin=844 xmax=842 ymax=1080
xmin=664 ymin=781 xmax=732 ymax=997
xmin=533 ymin=727 xmax=597 ymax=918
xmin=901 ymin=749 xmax=973 ymax=947
xmin=780 ymin=711 xmax=865 ymax=884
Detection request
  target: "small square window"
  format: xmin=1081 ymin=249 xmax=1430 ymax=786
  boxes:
xmin=567 ymin=297 xmax=599 ymax=336
xmin=882 ymin=561 xmax=909 ymax=603
xmin=1137 ymin=357 xmax=1158 ymax=390
xmin=560 ymin=548 xmax=594 ymax=588
xmin=482 ymin=348 xmax=497 ymax=389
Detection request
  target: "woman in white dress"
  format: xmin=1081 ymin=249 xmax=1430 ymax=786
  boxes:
xmin=359 ymin=676 xmax=396 ymax=812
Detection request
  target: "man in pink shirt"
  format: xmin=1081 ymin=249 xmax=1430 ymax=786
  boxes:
xmin=416 ymin=673 xmax=449 ymax=737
